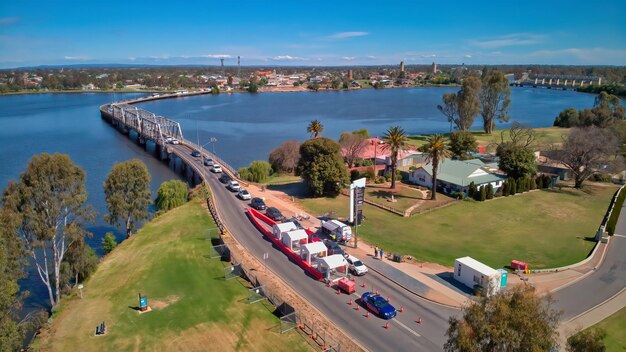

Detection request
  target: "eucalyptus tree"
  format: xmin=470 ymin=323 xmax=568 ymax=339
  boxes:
xmin=104 ymin=159 xmax=151 ymax=238
xmin=1 ymin=153 xmax=94 ymax=308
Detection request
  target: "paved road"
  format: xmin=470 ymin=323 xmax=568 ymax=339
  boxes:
xmin=554 ymin=201 xmax=626 ymax=320
xmin=173 ymin=144 xmax=458 ymax=351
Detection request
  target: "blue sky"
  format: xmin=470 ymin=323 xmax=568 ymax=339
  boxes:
xmin=1 ymin=0 xmax=625 ymax=68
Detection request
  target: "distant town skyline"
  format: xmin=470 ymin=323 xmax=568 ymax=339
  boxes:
xmin=1 ymin=0 xmax=625 ymax=69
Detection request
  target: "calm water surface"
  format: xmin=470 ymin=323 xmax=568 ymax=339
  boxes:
xmin=0 ymin=87 xmax=595 ymax=313
xmin=138 ymin=87 xmax=595 ymax=168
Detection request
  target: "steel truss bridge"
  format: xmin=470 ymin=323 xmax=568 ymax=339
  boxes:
xmin=108 ymin=103 xmax=184 ymax=144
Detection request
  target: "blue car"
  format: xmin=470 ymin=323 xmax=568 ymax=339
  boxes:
xmin=361 ymin=292 xmax=397 ymax=319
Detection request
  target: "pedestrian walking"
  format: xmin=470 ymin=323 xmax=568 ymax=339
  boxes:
xmin=380 ymin=249 xmax=384 ymax=260
xmin=374 ymin=246 xmax=378 ymax=258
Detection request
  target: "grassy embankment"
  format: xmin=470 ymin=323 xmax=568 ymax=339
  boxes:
xmin=33 ymin=200 xmax=310 ymax=352
xmin=407 ymin=127 xmax=569 ymax=150
xmin=298 ymin=183 xmax=616 ymax=269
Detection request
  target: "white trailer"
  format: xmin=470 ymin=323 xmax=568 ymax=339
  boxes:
xmin=453 ymin=256 xmax=501 ymax=297
xmin=321 ymin=220 xmax=352 ymax=242
xmin=272 ymin=222 xmax=297 ymax=241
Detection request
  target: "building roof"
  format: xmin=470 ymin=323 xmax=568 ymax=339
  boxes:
xmin=320 ymin=254 xmax=347 ymax=269
xmin=355 ymin=137 xmax=419 ymax=160
xmin=302 ymin=241 xmax=327 ymax=254
xmin=283 ymin=229 xmax=308 ymax=242
xmin=455 ymin=256 xmax=499 ymax=276
xmin=273 ymin=222 xmax=297 ymax=233
xmin=417 ymin=158 xmax=506 ymax=186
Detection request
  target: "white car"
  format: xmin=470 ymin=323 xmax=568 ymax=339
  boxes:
xmin=171 ymin=139 xmax=180 ymax=145
xmin=228 ymin=180 xmax=240 ymax=192
xmin=237 ymin=189 xmax=251 ymax=200
xmin=346 ymin=255 xmax=368 ymax=276
xmin=211 ymin=164 xmax=222 ymax=173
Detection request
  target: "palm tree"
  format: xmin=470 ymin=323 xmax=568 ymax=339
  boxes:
xmin=307 ymin=120 xmax=324 ymax=138
xmin=423 ymin=134 xmax=452 ymax=200
xmin=382 ymin=126 xmax=408 ymax=190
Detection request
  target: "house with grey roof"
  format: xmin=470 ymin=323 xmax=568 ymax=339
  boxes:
xmin=408 ymin=158 xmax=507 ymax=195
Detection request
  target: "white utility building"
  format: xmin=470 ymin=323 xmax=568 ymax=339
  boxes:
xmin=319 ymin=254 xmax=348 ymax=281
xmin=453 ymin=256 xmax=502 ymax=297
xmin=282 ymin=229 xmax=308 ymax=250
xmin=272 ymin=222 xmax=297 ymax=241
xmin=300 ymin=242 xmax=327 ymax=265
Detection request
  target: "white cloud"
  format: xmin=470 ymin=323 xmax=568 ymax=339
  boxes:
xmin=0 ymin=17 xmax=19 ymax=26
xmin=366 ymin=55 xmax=377 ymax=60
xmin=201 ymin=54 xmax=233 ymax=59
xmin=271 ymin=55 xmax=307 ymax=61
xmin=341 ymin=56 xmax=356 ymax=61
xmin=327 ymin=31 xmax=369 ymax=39
xmin=463 ymin=54 xmax=472 ymax=58
xmin=64 ymin=56 xmax=88 ymax=60
xmin=469 ymin=33 xmax=544 ymax=48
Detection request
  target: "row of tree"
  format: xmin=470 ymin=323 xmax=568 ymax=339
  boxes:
xmin=553 ymin=91 xmax=625 ymax=128
xmin=437 ymin=70 xmax=511 ymax=134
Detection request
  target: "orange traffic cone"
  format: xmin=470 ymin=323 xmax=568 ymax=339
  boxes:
xmin=355 ymin=304 xmax=360 ymax=311
xmin=336 ymin=288 xmax=341 ymax=295
xmin=399 ymin=306 xmax=404 ymax=313
xmin=365 ymin=311 xmax=370 ymax=318
xmin=361 ymin=281 xmax=366 ymax=288
xmin=376 ymin=288 xmax=379 ymax=295
xmin=418 ymin=317 xmax=422 ymax=325
xmin=387 ymin=296 xmax=390 ymax=303
xmin=349 ymin=299 xmax=353 ymax=305
xmin=385 ymin=322 xmax=389 ymax=330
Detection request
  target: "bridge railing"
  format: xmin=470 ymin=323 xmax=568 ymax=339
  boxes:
xmin=182 ymin=139 xmax=248 ymax=186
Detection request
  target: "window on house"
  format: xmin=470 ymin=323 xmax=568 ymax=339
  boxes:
xmin=419 ymin=177 xmax=425 ymax=182
xmin=473 ymin=275 xmax=480 ymax=283
xmin=457 ymin=264 xmax=462 ymax=276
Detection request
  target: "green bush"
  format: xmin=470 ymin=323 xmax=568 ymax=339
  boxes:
xmin=468 ymin=181 xmax=477 ymax=198
xmin=375 ymin=176 xmax=386 ymax=184
xmin=607 ymin=188 xmax=626 ymax=235
xmin=240 ymin=160 xmax=273 ymax=183
xmin=530 ymin=177 xmax=537 ymax=190
xmin=350 ymin=169 xmax=361 ymax=181
xmin=509 ymin=178 xmax=517 ymax=195
xmin=365 ymin=167 xmax=376 ymax=180
xmin=155 ymin=180 xmax=189 ymax=212
xmin=502 ymin=180 xmax=510 ymax=196
xmin=486 ymin=184 xmax=494 ymax=199
xmin=102 ymin=232 xmax=117 ymax=254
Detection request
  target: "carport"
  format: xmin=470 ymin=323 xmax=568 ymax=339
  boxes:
xmin=282 ymin=229 xmax=308 ymax=251
xmin=300 ymin=241 xmax=328 ymax=267
xmin=272 ymin=222 xmax=297 ymax=241
xmin=319 ymin=254 xmax=348 ymax=281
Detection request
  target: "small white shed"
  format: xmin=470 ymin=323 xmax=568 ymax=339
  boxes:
xmin=272 ymin=222 xmax=297 ymax=241
xmin=282 ymin=229 xmax=308 ymax=250
xmin=319 ymin=254 xmax=348 ymax=280
xmin=300 ymin=241 xmax=327 ymax=265
xmin=453 ymin=256 xmax=502 ymax=297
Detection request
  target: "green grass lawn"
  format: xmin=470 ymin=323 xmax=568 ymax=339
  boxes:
xmin=364 ymin=184 xmax=424 ymax=212
xmin=35 ymin=200 xmax=310 ymax=352
xmin=262 ymin=174 xmax=303 ymax=186
xmin=299 ymin=184 xmax=616 ymax=269
xmin=577 ymin=306 xmax=626 ymax=351
xmin=407 ymin=127 xmax=569 ymax=150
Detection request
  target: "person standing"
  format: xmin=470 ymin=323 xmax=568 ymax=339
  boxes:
xmin=374 ymin=246 xmax=378 ymax=258
xmin=380 ymin=249 xmax=384 ymax=260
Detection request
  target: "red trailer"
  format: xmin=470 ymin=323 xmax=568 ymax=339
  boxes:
xmin=511 ymin=260 xmax=529 ymax=271
xmin=337 ymin=277 xmax=355 ymax=294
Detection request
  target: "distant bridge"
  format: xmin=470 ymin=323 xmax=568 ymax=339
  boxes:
xmin=512 ymin=74 xmax=602 ymax=90
xmin=108 ymin=103 xmax=184 ymax=144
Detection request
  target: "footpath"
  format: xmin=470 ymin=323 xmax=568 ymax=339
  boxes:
xmin=243 ymin=181 xmax=625 ymax=329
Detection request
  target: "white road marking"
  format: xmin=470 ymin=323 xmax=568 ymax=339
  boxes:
xmin=393 ymin=317 xmax=421 ymax=337
xmin=613 ymin=234 xmax=626 ymax=238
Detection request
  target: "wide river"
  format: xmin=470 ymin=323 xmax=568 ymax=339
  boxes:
xmin=138 ymin=87 xmax=595 ymax=168
xmin=0 ymin=87 xmax=594 ymax=314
